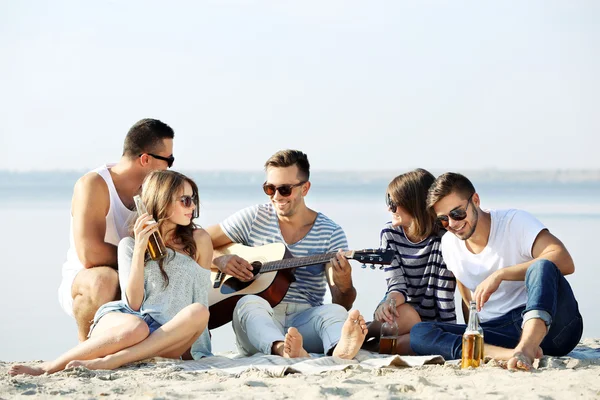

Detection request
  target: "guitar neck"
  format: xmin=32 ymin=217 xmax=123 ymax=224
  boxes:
xmin=261 ymin=252 xmax=344 ymax=273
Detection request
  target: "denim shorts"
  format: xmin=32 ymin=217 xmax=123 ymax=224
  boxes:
xmin=89 ymin=300 xmax=163 ymax=337
xmin=142 ymin=313 xmax=162 ymax=334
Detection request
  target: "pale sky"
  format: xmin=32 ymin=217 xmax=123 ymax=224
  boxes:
xmin=1 ymin=1 xmax=598 ymax=172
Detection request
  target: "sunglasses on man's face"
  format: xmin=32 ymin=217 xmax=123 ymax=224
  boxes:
xmin=386 ymin=193 xmax=398 ymax=213
xmin=262 ymin=181 xmax=306 ymax=197
xmin=140 ymin=153 xmax=175 ymax=168
xmin=436 ymin=194 xmax=474 ymax=228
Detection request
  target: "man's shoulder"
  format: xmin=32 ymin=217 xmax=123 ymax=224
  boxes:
xmin=314 ymin=211 xmax=343 ymax=232
xmin=73 ymin=170 xmax=110 ymax=202
xmin=491 ymin=209 xmax=537 ymax=228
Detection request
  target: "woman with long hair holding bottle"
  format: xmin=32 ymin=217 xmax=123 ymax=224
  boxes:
xmin=10 ymin=170 xmax=212 ymax=375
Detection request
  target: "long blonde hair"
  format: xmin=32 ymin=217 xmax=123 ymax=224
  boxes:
xmin=138 ymin=170 xmax=199 ymax=286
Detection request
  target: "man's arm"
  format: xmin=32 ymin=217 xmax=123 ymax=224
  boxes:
xmin=205 ymin=224 xmax=254 ymax=281
xmin=326 ymin=251 xmax=357 ymax=310
xmin=72 ymin=173 xmax=118 ymax=269
xmin=496 ymin=229 xmax=574 ymax=280
xmin=474 ymin=229 xmax=574 ymax=311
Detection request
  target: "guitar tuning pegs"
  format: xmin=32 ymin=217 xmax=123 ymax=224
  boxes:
xmin=361 ymin=263 xmax=367 ymax=269
xmin=369 ymin=264 xmax=376 ymax=270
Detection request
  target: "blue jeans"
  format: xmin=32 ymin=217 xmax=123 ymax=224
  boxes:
xmin=410 ymin=259 xmax=583 ymax=360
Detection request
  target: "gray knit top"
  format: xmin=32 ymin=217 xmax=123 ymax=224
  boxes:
xmin=92 ymin=237 xmax=212 ymax=359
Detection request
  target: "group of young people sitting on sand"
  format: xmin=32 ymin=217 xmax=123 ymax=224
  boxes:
xmin=9 ymin=119 xmax=583 ymax=376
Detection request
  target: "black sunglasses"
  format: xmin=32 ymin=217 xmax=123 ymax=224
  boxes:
xmin=386 ymin=193 xmax=398 ymax=213
xmin=140 ymin=153 xmax=175 ymax=168
xmin=262 ymin=181 xmax=306 ymax=197
xmin=436 ymin=194 xmax=474 ymax=228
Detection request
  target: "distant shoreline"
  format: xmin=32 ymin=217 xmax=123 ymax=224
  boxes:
xmin=2 ymin=169 xmax=600 ymax=185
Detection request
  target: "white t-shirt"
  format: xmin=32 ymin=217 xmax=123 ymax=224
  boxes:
xmin=441 ymin=209 xmax=546 ymax=322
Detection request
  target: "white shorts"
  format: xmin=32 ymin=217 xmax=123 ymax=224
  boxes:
xmin=58 ymin=268 xmax=82 ymax=318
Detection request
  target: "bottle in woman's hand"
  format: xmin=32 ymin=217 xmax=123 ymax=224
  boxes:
xmin=133 ymin=195 xmax=167 ymax=260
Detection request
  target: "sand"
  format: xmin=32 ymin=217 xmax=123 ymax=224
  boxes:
xmin=1 ymin=339 xmax=599 ymax=399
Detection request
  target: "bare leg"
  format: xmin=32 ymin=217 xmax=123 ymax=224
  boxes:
xmin=280 ymin=327 xmax=309 ymax=358
xmin=67 ymin=303 xmax=208 ymax=370
xmin=506 ymin=319 xmax=547 ymax=371
xmin=332 ymin=310 xmax=368 ymax=359
xmin=8 ymin=313 xmax=148 ymax=376
xmin=72 ymin=267 xmax=120 ymax=342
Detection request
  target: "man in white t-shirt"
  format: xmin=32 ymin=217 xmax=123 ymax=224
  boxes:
xmin=409 ymin=172 xmax=582 ymax=371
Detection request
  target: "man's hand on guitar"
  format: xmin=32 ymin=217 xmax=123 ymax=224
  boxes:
xmin=215 ymin=254 xmax=254 ymax=281
xmin=329 ymin=250 xmax=353 ymax=292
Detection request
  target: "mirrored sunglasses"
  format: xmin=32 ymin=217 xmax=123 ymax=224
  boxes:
xmin=437 ymin=194 xmax=474 ymax=228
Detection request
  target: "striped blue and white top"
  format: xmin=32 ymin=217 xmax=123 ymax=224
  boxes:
xmin=220 ymin=203 xmax=348 ymax=306
xmin=380 ymin=224 xmax=456 ymax=323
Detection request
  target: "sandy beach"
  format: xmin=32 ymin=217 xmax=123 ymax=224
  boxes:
xmin=2 ymin=338 xmax=599 ymax=399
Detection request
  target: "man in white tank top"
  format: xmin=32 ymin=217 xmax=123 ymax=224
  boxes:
xmin=58 ymin=118 xmax=176 ymax=341
xmin=409 ymin=173 xmax=582 ymax=371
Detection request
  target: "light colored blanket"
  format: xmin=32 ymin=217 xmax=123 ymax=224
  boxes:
xmin=172 ymin=344 xmax=600 ymax=376
xmin=178 ymin=350 xmax=444 ymax=376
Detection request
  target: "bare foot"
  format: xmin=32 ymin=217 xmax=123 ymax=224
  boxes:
xmin=332 ymin=309 xmax=368 ymax=360
xmin=506 ymin=347 xmax=543 ymax=371
xmin=283 ymin=327 xmax=309 ymax=358
xmin=8 ymin=364 xmax=48 ymax=376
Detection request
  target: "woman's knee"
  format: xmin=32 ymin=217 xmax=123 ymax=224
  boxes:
xmin=187 ymin=303 xmax=209 ymax=326
xmin=119 ymin=318 xmax=150 ymax=346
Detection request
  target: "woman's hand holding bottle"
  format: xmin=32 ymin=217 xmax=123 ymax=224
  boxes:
xmin=133 ymin=213 xmax=159 ymax=255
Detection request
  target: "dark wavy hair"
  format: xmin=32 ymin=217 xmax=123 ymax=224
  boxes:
xmin=387 ymin=168 xmax=439 ymax=239
xmin=138 ymin=170 xmax=199 ymax=287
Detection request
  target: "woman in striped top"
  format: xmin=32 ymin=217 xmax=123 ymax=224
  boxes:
xmin=366 ymin=169 xmax=457 ymax=354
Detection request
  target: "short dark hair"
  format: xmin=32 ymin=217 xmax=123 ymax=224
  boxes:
xmin=264 ymin=149 xmax=310 ymax=181
xmin=427 ymin=172 xmax=476 ymax=209
xmin=122 ymin=118 xmax=175 ymax=158
xmin=387 ymin=168 xmax=437 ymax=238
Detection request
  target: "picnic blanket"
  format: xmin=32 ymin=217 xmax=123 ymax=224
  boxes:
xmin=172 ymin=343 xmax=600 ymax=376
xmin=177 ymin=350 xmax=444 ymax=376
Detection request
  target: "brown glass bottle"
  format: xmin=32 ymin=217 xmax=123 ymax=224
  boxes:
xmin=133 ymin=195 xmax=167 ymax=261
xmin=461 ymin=301 xmax=484 ymax=368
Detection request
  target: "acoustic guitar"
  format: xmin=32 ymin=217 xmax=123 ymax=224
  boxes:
xmin=208 ymin=243 xmax=394 ymax=329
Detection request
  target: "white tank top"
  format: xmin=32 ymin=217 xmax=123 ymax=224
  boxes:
xmin=62 ymin=164 xmax=135 ymax=277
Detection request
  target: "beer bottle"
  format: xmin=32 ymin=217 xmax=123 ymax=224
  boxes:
xmin=379 ymin=297 xmax=401 ymax=355
xmin=461 ymin=300 xmax=484 ymax=368
xmin=133 ymin=195 xmax=167 ymax=261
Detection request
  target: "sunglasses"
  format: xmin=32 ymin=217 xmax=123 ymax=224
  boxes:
xmin=262 ymin=181 xmax=306 ymax=197
xmin=179 ymin=195 xmax=195 ymax=208
xmin=140 ymin=153 xmax=175 ymax=168
xmin=386 ymin=193 xmax=398 ymax=213
xmin=436 ymin=194 xmax=474 ymax=228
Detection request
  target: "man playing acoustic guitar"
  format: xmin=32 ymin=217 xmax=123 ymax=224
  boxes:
xmin=206 ymin=149 xmax=368 ymax=359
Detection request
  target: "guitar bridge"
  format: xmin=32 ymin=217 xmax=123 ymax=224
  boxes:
xmin=213 ymin=271 xmax=224 ymax=288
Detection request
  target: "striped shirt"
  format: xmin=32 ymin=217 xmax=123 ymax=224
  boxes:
xmin=380 ymin=224 xmax=456 ymax=323
xmin=220 ymin=203 xmax=348 ymax=306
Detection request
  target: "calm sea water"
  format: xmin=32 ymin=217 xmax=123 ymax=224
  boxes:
xmin=1 ymin=172 xmax=598 ymax=361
